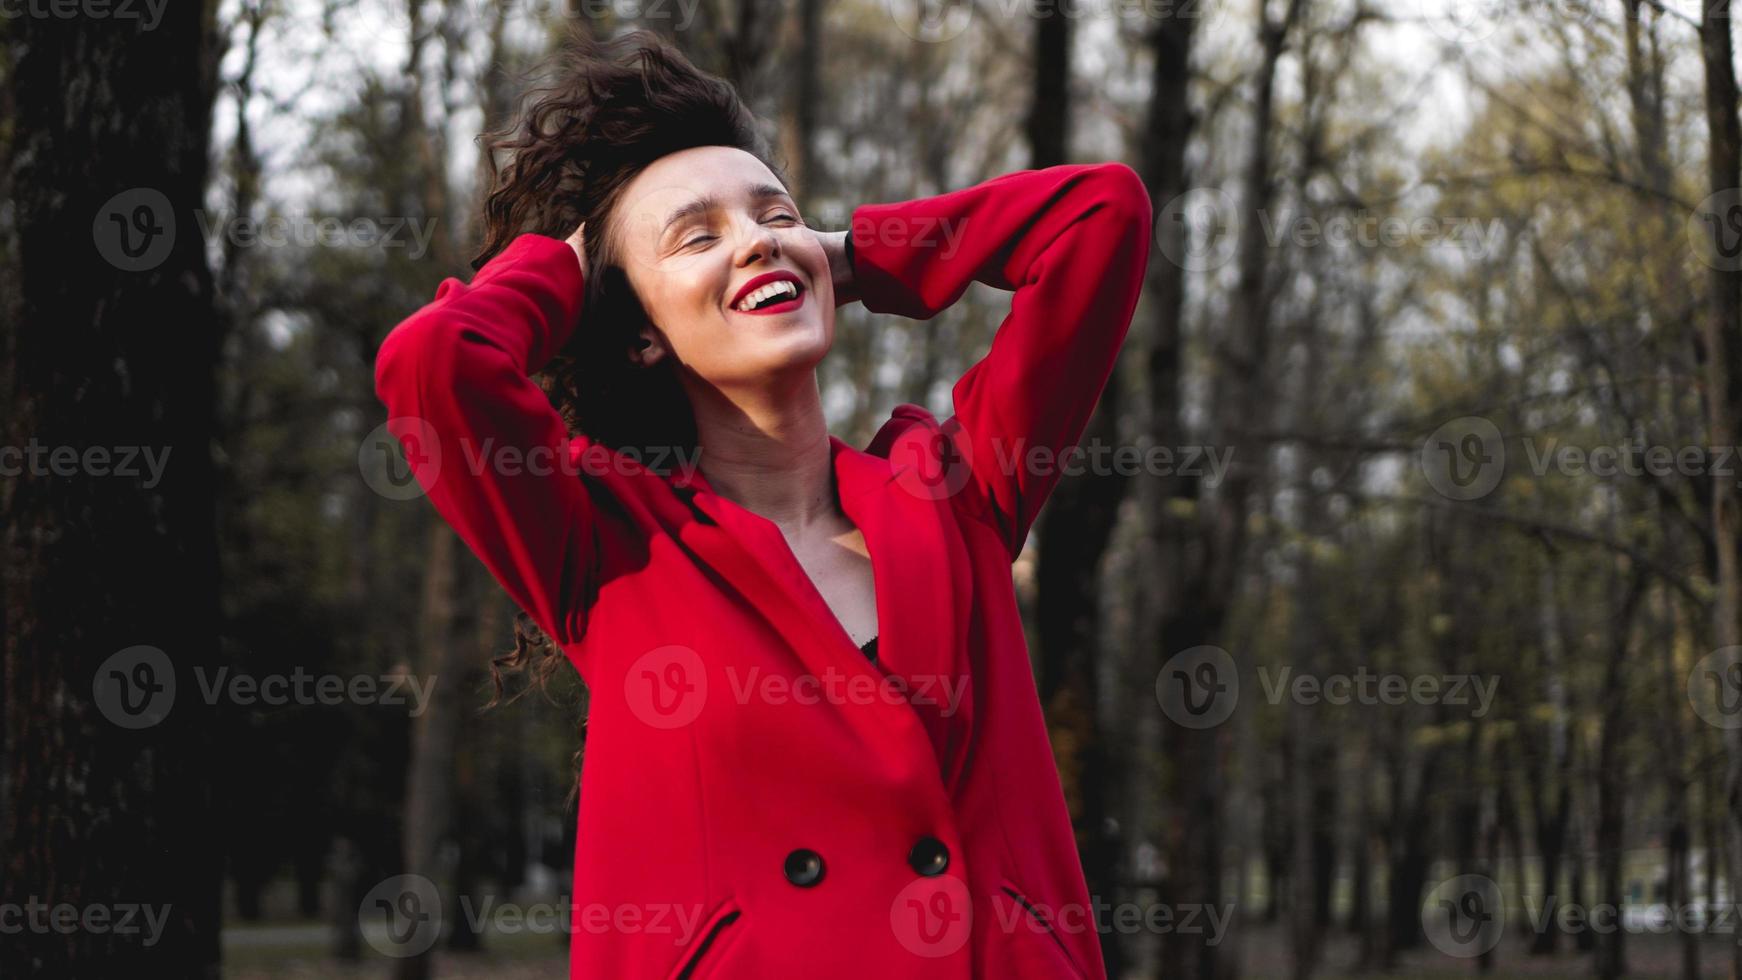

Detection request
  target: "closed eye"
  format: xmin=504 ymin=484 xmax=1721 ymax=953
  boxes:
xmin=683 ymin=212 xmax=799 ymax=248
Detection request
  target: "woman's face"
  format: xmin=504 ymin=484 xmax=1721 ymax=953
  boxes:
xmin=607 ymin=145 xmax=834 ymax=391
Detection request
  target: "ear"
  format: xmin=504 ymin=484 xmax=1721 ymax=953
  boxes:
xmin=628 ymin=324 xmax=669 ymax=368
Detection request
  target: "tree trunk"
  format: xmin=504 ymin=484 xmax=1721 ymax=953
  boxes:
xmin=1528 ymin=557 xmax=1573 ymax=955
xmin=1697 ymin=5 xmax=1742 ymax=980
xmin=1025 ymin=8 xmax=1131 ymax=979
xmin=1594 ymin=567 xmax=1647 ymax=980
xmin=1350 ymin=738 xmax=1378 ymax=970
xmin=1284 ymin=200 xmax=1331 ymax=980
xmin=1384 ymin=736 xmax=1441 ymax=959
xmin=397 ymin=524 xmax=462 ymax=978
xmin=0 ymin=4 xmax=225 ymax=977
xmin=1655 ymin=585 xmax=1700 ymax=980
xmin=779 ymin=0 xmax=823 ymax=199
xmin=1134 ymin=5 xmax=1209 ymax=977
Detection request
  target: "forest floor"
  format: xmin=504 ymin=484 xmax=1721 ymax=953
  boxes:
xmin=222 ymin=920 xmax=1742 ymax=978
xmin=1238 ymin=926 xmax=1739 ymax=978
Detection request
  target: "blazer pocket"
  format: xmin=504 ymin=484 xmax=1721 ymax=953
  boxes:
xmin=668 ymin=898 xmax=744 ymax=980
xmin=999 ymin=881 xmax=1090 ymax=980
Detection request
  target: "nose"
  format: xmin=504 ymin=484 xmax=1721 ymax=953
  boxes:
xmin=729 ymin=214 xmax=781 ymax=267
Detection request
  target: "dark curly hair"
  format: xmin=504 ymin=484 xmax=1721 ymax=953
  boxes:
xmin=474 ymin=28 xmax=785 ymax=803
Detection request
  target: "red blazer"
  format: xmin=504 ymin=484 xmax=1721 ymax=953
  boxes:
xmin=374 ymin=162 xmax=1152 ymax=979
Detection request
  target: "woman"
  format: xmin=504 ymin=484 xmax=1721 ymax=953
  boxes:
xmin=374 ymin=29 xmax=1150 ymax=980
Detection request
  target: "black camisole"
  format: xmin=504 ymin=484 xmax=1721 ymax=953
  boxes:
xmin=859 ymin=635 xmax=878 ymax=663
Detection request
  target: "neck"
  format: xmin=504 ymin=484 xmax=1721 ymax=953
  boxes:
xmin=688 ymin=371 xmax=838 ymax=532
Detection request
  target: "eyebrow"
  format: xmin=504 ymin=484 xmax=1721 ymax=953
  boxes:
xmin=661 ymin=183 xmax=794 ymax=234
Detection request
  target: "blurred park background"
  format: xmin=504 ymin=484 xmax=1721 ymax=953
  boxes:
xmin=6 ymin=0 xmax=1742 ymax=977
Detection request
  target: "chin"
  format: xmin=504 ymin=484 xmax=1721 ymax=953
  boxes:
xmin=753 ymin=327 xmax=831 ymax=377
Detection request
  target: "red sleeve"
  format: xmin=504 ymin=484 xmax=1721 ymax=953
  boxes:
xmin=372 ymin=233 xmax=596 ymax=645
xmin=848 ymin=162 xmax=1152 ymax=558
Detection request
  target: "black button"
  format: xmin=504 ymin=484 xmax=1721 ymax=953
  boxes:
xmin=908 ymin=836 xmax=950 ymax=876
xmin=784 ymin=848 xmax=825 ymax=887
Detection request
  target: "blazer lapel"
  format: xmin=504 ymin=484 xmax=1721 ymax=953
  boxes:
xmin=835 ymin=431 xmax=977 ymax=792
xmin=659 ymin=432 xmax=976 ymax=788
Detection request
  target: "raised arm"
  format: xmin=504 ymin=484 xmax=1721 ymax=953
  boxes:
xmin=372 ymin=233 xmax=597 ymax=646
xmin=847 ymin=162 xmax=1153 ymax=557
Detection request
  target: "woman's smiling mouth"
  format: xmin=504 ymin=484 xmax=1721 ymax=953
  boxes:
xmin=730 ymin=271 xmax=807 ymax=315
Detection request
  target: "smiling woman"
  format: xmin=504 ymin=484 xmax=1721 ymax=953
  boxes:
xmin=469 ymin=29 xmax=883 ymax=712
xmin=374 ymin=26 xmax=1150 ymax=980
xmin=472 ymin=31 xmax=779 ymax=460
xmin=588 ymin=145 xmax=841 ymax=394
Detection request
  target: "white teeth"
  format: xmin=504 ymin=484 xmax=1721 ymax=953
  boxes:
xmin=735 ymin=279 xmax=799 ymax=312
